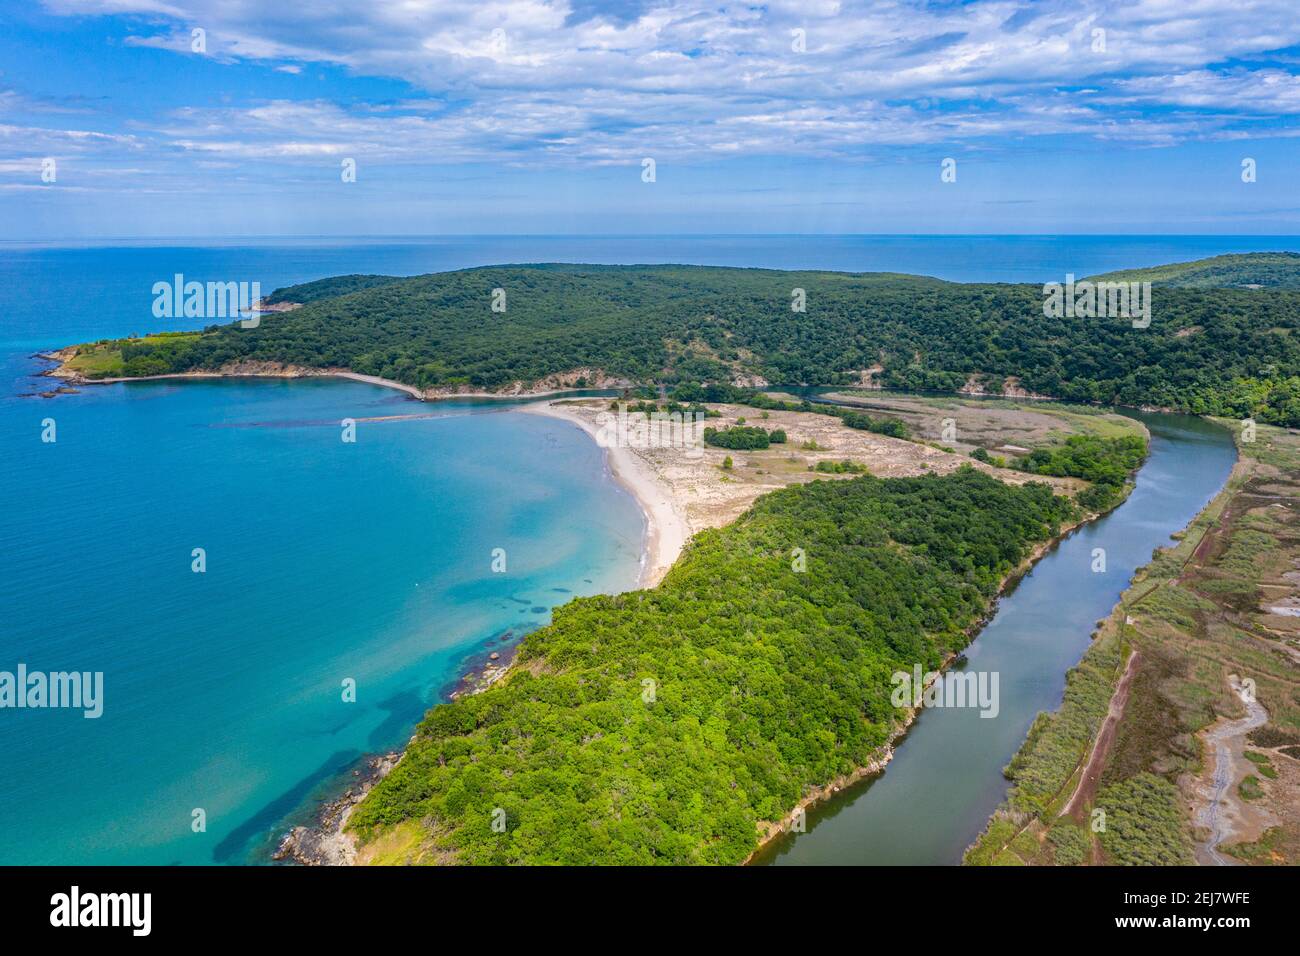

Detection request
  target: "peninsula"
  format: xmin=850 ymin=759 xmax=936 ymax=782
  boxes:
xmin=44 ymin=253 xmax=1300 ymax=865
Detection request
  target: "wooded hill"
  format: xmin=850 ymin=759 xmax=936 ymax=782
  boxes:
xmin=1088 ymin=252 xmax=1300 ymax=289
xmin=64 ymin=254 xmax=1300 ymax=426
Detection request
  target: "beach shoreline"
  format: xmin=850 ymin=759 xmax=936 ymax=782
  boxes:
xmin=517 ymin=401 xmax=692 ymax=589
xmin=39 ymin=346 xmax=689 ymax=590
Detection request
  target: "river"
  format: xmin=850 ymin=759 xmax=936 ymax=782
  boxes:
xmin=754 ymin=411 xmax=1237 ymax=865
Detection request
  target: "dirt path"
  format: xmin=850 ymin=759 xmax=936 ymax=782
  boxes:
xmin=1060 ymin=650 xmax=1140 ymax=820
xmin=1194 ymin=678 xmax=1270 ymax=866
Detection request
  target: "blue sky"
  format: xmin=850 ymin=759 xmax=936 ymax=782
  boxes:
xmin=3 ymin=0 xmax=1300 ymax=238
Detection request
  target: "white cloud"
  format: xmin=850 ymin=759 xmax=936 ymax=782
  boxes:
xmin=28 ymin=0 xmax=1300 ymax=169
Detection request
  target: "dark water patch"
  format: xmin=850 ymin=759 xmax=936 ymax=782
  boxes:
xmin=214 ymin=748 xmax=363 ymax=864
xmin=365 ymin=687 xmax=432 ymax=751
xmin=210 ymin=413 xmax=442 ymax=429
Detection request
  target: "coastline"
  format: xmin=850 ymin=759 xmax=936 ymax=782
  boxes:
xmin=273 ymin=751 xmax=402 ymax=865
xmin=36 ymin=350 xmax=629 ymax=404
xmin=54 ymin=358 xmax=1134 ymax=864
xmin=264 ymin=393 xmax=1127 ymax=865
xmin=517 ymin=401 xmax=692 ymax=589
xmin=273 ymin=402 xmax=692 ymax=865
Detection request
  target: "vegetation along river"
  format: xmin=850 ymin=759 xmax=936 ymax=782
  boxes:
xmin=754 ymin=411 xmax=1236 ymax=865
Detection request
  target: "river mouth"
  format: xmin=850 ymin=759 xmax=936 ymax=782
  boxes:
xmin=754 ymin=411 xmax=1237 ymax=866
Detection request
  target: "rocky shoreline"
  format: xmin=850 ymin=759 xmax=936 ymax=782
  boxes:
xmin=33 ymin=348 xmax=632 ymax=404
xmin=448 ymin=637 xmax=521 ymax=700
xmin=274 ymin=635 xmax=524 ymax=865
xmin=273 ymin=751 xmax=402 ymax=866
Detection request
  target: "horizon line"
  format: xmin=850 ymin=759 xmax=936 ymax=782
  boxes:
xmin=5 ymin=232 xmax=1300 ymax=246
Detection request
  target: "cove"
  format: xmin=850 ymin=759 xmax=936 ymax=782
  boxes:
xmin=0 ymin=375 xmax=644 ymax=864
xmin=754 ymin=411 xmax=1237 ymax=865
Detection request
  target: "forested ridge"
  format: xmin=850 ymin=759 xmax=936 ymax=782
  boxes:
xmin=1088 ymin=252 xmax=1300 ymax=289
xmin=265 ymin=273 xmax=405 ymax=303
xmin=348 ymin=467 xmax=1077 ymax=864
xmin=64 ymin=255 xmax=1300 ymax=425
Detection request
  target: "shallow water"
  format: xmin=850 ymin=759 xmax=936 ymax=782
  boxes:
xmin=0 ymin=375 xmax=643 ymax=864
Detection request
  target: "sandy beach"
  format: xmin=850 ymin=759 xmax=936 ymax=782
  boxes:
xmin=519 ymin=397 xmax=1083 ymax=592
xmin=518 ymin=401 xmax=692 ymax=588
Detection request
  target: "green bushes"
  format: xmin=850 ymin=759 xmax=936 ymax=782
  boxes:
xmin=1096 ymin=774 xmax=1194 ymax=865
xmin=1015 ymin=434 xmax=1147 ymax=485
xmin=1047 ymin=820 xmax=1091 ymax=866
xmin=703 ymin=425 xmax=776 ymax=449
xmin=813 ymin=460 xmax=868 ymax=474
xmin=1014 ymin=434 xmax=1147 ymax=511
xmin=840 ymin=411 xmax=909 ymax=438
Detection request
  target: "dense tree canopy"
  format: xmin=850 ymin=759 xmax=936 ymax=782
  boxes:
xmin=66 ymin=259 xmax=1300 ymax=426
xmin=1013 ymin=434 xmax=1148 ymax=510
xmin=1088 ymin=252 xmax=1300 ymax=289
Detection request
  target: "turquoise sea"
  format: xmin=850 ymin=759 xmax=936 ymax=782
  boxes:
xmin=1 ymin=235 xmax=1296 ymax=864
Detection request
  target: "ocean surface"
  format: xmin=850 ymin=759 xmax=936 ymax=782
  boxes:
xmin=0 ymin=235 xmax=1293 ymax=865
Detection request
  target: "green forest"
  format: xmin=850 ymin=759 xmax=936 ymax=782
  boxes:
xmin=1013 ymin=434 xmax=1148 ymax=510
xmin=348 ymin=467 xmax=1077 ymax=864
xmin=62 ymin=255 xmax=1300 ymax=426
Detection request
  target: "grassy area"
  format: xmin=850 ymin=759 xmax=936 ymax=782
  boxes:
xmin=968 ymin=420 xmax=1300 ymax=866
xmin=61 ymin=332 xmax=203 ymax=379
xmin=1224 ymin=826 xmax=1290 ymax=864
xmin=813 ymin=390 xmax=1147 ymax=455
